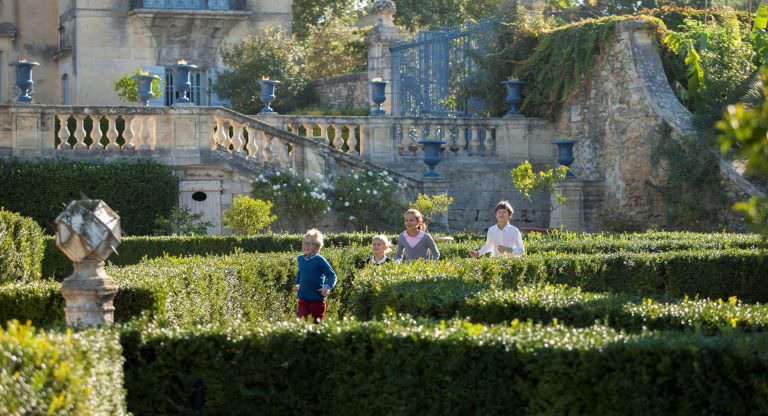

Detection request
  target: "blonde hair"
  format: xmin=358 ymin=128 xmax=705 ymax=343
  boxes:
xmin=304 ymin=228 xmax=325 ymax=248
xmin=371 ymin=234 xmax=392 ymax=253
xmin=404 ymin=208 xmax=425 ymax=231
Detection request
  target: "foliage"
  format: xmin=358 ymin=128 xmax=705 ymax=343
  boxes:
xmin=113 ymin=69 xmax=162 ymax=103
xmin=0 ymin=159 xmax=177 ymax=236
xmin=649 ymin=127 xmax=728 ymax=230
xmin=0 ymin=209 xmax=45 ymax=283
xmin=152 ymin=206 xmax=212 ymax=236
xmin=291 ymin=0 xmax=358 ymax=40
xmin=511 ymin=160 xmax=569 ymax=201
xmin=408 ymin=193 xmax=454 ymax=229
xmin=717 ymin=68 xmax=768 ymax=235
xmin=0 ymin=321 xmax=127 ymax=415
xmin=222 ymin=196 xmax=276 ymax=235
xmin=122 ymin=316 xmax=768 ymax=415
xmin=334 ymin=169 xmax=405 ymax=230
xmin=216 ymin=29 xmax=313 ymax=114
xmin=393 ymin=0 xmax=504 ymax=32
xmin=303 ymin=12 xmax=369 ymax=79
xmin=662 ymin=11 xmax=756 ymax=118
xmin=251 ymin=170 xmax=330 ymax=232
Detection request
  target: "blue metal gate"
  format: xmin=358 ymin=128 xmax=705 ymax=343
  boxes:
xmin=390 ymin=20 xmax=495 ymax=117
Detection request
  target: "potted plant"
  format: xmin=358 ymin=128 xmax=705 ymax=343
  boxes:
xmin=501 ymin=75 xmax=526 ymax=116
xmin=417 ymin=136 xmax=447 ymax=177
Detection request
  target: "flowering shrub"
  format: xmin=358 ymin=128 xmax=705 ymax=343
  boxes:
xmin=333 ymin=169 xmax=405 ymax=230
xmin=252 ymin=170 xmax=331 ymax=231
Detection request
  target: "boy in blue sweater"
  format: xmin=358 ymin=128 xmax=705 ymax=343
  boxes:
xmin=293 ymin=228 xmax=337 ymax=321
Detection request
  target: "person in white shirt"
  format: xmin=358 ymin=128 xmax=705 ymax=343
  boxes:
xmin=469 ymin=200 xmax=525 ymax=258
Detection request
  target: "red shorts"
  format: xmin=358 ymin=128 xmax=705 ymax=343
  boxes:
xmin=298 ymin=298 xmax=326 ymax=322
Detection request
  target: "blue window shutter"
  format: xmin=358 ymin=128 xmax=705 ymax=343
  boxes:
xmin=142 ymin=65 xmax=167 ymax=107
xmin=208 ymin=68 xmax=231 ymax=107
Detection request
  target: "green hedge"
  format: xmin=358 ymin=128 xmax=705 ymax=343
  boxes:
xmin=121 ymin=318 xmax=768 ymax=415
xmin=0 ymin=320 xmax=127 ymax=415
xmin=348 ymin=250 xmax=768 ymax=319
xmin=7 ymin=247 xmax=371 ymax=327
xmin=41 ymin=231 xmax=766 ymax=279
xmin=0 ymin=159 xmax=177 ymax=236
xmin=0 ymin=209 xmax=45 ymax=282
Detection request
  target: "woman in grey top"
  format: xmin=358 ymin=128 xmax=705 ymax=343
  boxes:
xmin=394 ymin=208 xmax=440 ymax=263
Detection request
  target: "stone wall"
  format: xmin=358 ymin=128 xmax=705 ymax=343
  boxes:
xmin=313 ymin=72 xmax=369 ymax=110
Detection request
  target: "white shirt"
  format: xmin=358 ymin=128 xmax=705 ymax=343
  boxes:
xmin=477 ymin=223 xmax=525 ymax=257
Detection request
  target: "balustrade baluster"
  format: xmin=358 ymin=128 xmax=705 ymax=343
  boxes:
xmin=458 ymin=125 xmax=470 ymax=156
xmin=244 ymin=125 xmax=258 ymax=160
xmin=485 ymin=127 xmax=495 ymax=156
xmin=122 ymin=116 xmax=135 ymax=151
xmin=233 ymin=123 xmax=245 ymax=156
xmin=349 ymin=125 xmax=360 ymax=155
xmin=73 ymin=116 xmax=88 ymax=151
xmin=90 ymin=116 xmax=103 ymax=152
xmin=262 ymin=132 xmax=273 ymax=163
xmin=133 ymin=116 xmax=146 ymax=150
xmin=302 ymin=123 xmax=312 ymax=138
xmin=144 ymin=116 xmax=157 ymax=151
xmin=104 ymin=116 xmax=120 ymax=151
xmin=470 ymin=125 xmax=481 ymax=155
xmin=211 ymin=117 xmax=222 ymax=150
xmin=318 ymin=124 xmax=328 ymax=145
xmin=333 ymin=124 xmax=342 ymax=150
xmin=56 ymin=114 xmax=71 ymax=151
xmin=221 ymin=120 xmax=232 ymax=151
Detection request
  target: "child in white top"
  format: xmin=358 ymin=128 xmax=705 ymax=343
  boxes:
xmin=469 ymin=200 xmax=525 ymax=258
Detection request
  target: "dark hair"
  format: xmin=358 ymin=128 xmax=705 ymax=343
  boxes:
xmin=494 ymin=200 xmax=514 ymax=215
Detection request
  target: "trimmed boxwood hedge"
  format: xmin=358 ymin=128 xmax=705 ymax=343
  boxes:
xmin=120 ymin=317 xmax=768 ymax=415
xmin=0 ymin=159 xmax=177 ymax=236
xmin=40 ymin=231 xmax=767 ymax=279
xmin=0 ymin=320 xmax=127 ymax=415
xmin=348 ymin=250 xmax=768 ymax=319
xmin=0 ymin=209 xmax=45 ymax=282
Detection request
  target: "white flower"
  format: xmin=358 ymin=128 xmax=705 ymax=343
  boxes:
xmin=366 ymin=189 xmax=371 ymax=194
xmin=275 ymin=171 xmax=281 ymax=176
xmin=316 ymin=172 xmax=324 ymax=178
xmin=349 ymin=215 xmax=356 ymax=220
xmin=344 ymin=201 xmax=350 ymax=207
xmin=356 ymin=188 xmax=360 ymax=192
xmin=358 ymin=199 xmax=362 ymax=203
xmin=367 ymin=171 xmax=373 ymax=176
xmin=373 ymin=190 xmax=378 ymax=195
xmin=272 ymin=184 xmax=281 ymax=190
xmin=353 ymin=174 xmax=359 ymax=179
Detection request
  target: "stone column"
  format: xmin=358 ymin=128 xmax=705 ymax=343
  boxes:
xmin=549 ymin=179 xmax=585 ymax=231
xmin=56 ymin=199 xmax=121 ymax=327
xmin=365 ymin=0 xmax=402 ymax=115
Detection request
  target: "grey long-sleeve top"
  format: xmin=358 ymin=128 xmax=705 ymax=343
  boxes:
xmin=394 ymin=231 xmax=440 ymax=263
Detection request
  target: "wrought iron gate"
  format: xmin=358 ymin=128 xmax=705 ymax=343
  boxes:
xmin=390 ymin=20 xmax=494 ymax=117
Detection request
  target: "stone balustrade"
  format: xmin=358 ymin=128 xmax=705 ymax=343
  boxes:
xmin=265 ymin=115 xmax=555 ymax=166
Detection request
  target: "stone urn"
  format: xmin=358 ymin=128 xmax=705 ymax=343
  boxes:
xmin=132 ymin=73 xmax=160 ymax=106
xmin=10 ymin=59 xmax=40 ymax=103
xmin=418 ymin=139 xmax=447 ymax=177
xmin=370 ymin=80 xmax=388 ymax=115
xmin=502 ymin=79 xmax=526 ymax=116
xmin=56 ymin=199 xmax=121 ymax=327
xmin=258 ymin=79 xmax=280 ymax=114
xmin=169 ymin=60 xmax=198 ymax=105
xmin=553 ymin=140 xmax=576 ymax=176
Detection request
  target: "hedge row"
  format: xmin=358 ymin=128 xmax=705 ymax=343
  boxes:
xmin=121 ymin=317 xmax=768 ymax=415
xmin=0 ymin=209 xmax=45 ymax=282
xmin=0 ymin=320 xmax=127 ymax=415
xmin=348 ymin=249 xmax=768 ymax=319
xmin=7 ymin=247 xmax=373 ymax=328
xmin=0 ymin=159 xmax=177 ymax=235
xmin=40 ymin=231 xmax=766 ymax=279
xmin=352 ymin=279 xmax=768 ymax=334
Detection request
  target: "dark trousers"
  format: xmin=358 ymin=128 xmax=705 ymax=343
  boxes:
xmin=298 ymin=298 xmax=326 ymax=322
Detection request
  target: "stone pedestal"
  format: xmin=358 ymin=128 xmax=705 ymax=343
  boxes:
xmin=55 ymin=199 xmax=121 ymax=327
xmin=549 ymin=179 xmax=585 ymax=231
xmin=365 ymin=0 xmax=402 ymax=115
xmin=60 ymin=260 xmax=117 ymax=326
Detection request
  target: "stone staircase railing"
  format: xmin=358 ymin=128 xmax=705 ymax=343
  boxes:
xmin=0 ymin=105 xmax=423 ymax=192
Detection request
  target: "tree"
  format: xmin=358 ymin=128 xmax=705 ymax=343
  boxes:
xmin=153 ymin=207 xmax=213 ymax=236
xmin=303 ymin=13 xmax=369 ymax=80
xmin=717 ymin=68 xmax=768 ymax=235
xmin=113 ymin=69 xmax=162 ymax=103
xmin=511 ymin=161 xmax=568 ymax=202
xmin=291 ymin=0 xmax=358 ymax=40
xmin=215 ymin=30 xmax=313 ymax=114
xmin=394 ymin=0 xmax=504 ymax=31
xmin=222 ymin=196 xmax=277 ymax=235
xmin=409 ymin=193 xmax=454 ymax=230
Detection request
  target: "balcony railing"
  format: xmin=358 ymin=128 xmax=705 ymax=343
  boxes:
xmin=130 ymin=0 xmax=246 ymax=11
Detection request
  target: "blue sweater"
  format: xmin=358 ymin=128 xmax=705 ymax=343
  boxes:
xmin=295 ymin=253 xmax=337 ymax=302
